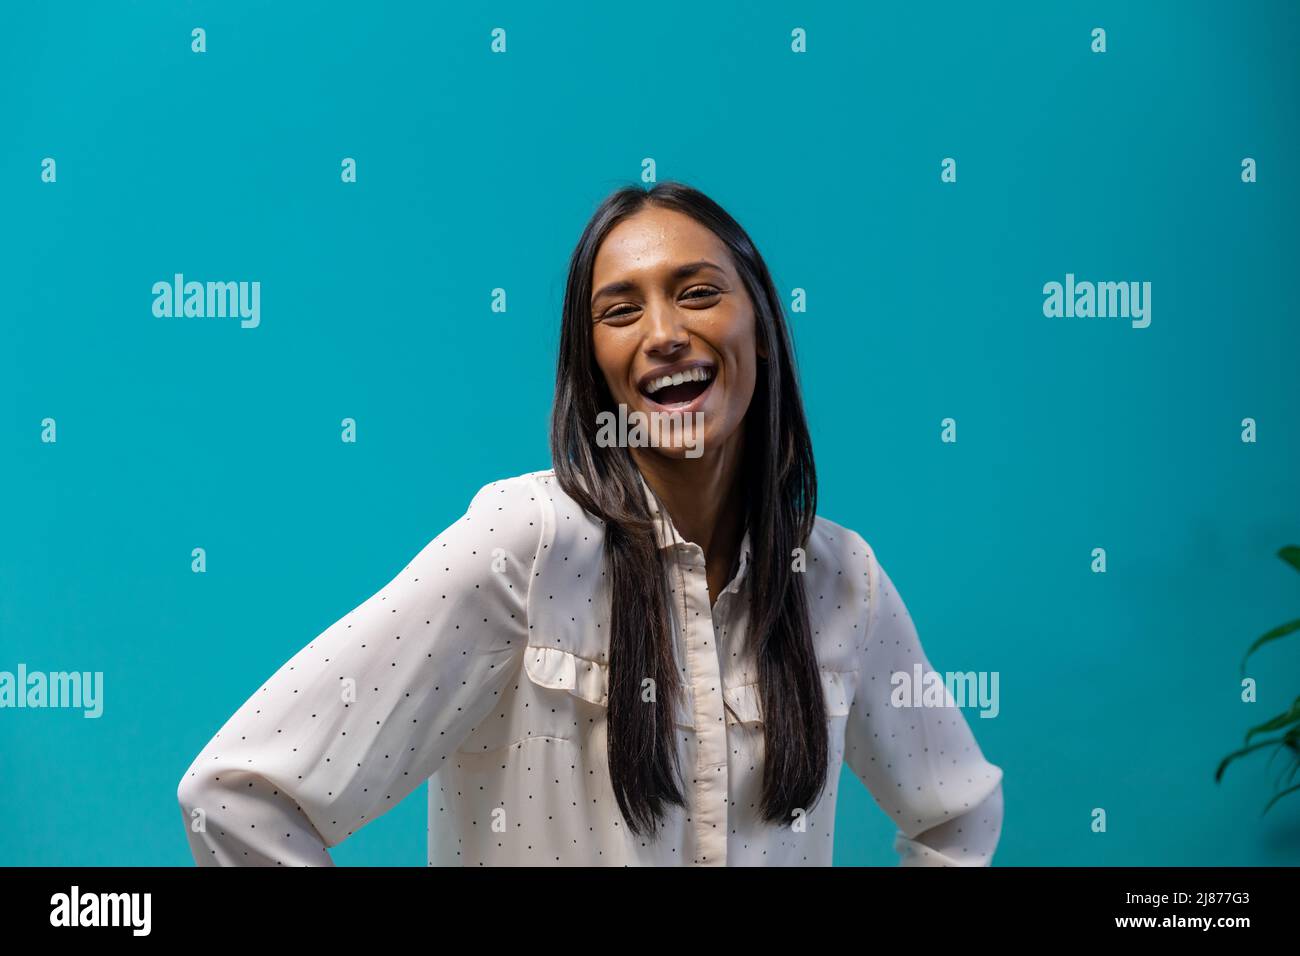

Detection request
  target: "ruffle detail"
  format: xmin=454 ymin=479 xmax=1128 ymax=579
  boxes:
xmin=523 ymin=644 xmax=609 ymax=706
xmin=723 ymin=669 xmax=855 ymax=725
xmin=522 ymin=644 xmax=696 ymax=727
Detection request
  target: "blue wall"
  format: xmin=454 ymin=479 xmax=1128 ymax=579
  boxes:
xmin=2 ymin=0 xmax=1298 ymax=865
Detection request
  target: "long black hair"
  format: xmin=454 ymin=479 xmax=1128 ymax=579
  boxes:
xmin=550 ymin=181 xmax=826 ymax=836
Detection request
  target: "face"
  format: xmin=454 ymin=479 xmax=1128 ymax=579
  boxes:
xmin=589 ymin=205 xmax=764 ymax=462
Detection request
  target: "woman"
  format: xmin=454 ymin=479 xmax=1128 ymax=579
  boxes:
xmin=176 ymin=181 xmax=1003 ymax=866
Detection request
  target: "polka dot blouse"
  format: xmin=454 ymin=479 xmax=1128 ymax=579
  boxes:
xmin=176 ymin=468 xmax=1003 ymax=866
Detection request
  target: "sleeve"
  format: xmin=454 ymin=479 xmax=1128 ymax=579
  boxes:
xmin=175 ymin=475 xmax=541 ymax=866
xmin=842 ymin=545 xmax=1004 ymax=867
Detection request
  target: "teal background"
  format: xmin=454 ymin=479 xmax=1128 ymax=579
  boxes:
xmin=2 ymin=1 xmax=1298 ymax=866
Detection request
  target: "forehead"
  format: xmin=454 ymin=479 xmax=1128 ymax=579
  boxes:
xmin=592 ymin=206 xmax=731 ymax=279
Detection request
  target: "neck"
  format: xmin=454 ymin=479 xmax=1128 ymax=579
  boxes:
xmin=631 ymin=430 xmax=746 ymax=570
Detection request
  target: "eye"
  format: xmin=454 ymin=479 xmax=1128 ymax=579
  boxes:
xmin=596 ymin=304 xmax=640 ymax=324
xmin=682 ymin=285 xmax=721 ymax=303
xmin=594 ymin=286 xmax=720 ymax=323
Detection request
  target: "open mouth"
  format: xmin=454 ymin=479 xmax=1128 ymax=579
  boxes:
xmin=638 ymin=364 xmax=715 ymax=409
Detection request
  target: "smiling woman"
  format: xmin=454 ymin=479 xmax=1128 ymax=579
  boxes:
xmin=176 ymin=180 xmax=1004 ymax=867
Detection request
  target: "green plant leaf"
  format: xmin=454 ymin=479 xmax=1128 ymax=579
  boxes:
xmin=1245 ymin=696 xmax=1300 ymax=744
xmin=1279 ymin=545 xmax=1300 ymax=574
xmin=1240 ymin=618 xmax=1300 ymax=674
xmin=1216 ymin=737 xmax=1287 ymax=782
xmin=1261 ymin=781 xmax=1300 ymax=815
xmin=1275 ymin=751 xmax=1300 ymax=790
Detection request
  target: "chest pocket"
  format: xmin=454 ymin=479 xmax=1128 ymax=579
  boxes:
xmin=722 ymin=668 xmax=856 ymax=726
xmin=521 ymin=632 xmax=697 ymax=731
xmin=456 ymin=486 xmax=697 ymax=758
xmin=523 ymin=484 xmax=696 ymax=729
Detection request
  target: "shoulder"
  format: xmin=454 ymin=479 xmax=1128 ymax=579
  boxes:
xmin=466 ymin=468 xmax=552 ymax=508
xmin=452 ymin=469 xmax=552 ymax=554
xmin=805 ymin=513 xmax=881 ymax=621
xmin=808 ymin=515 xmax=920 ymax=647
xmin=808 ymin=513 xmax=876 ymax=581
xmin=509 ymin=468 xmax=607 ymax=545
xmin=501 ymin=470 xmax=608 ymax=648
xmin=520 ymin=468 xmax=608 ymax=581
xmin=461 ymin=467 xmax=604 ymax=568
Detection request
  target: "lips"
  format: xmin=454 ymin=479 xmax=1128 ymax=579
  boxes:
xmin=637 ymin=362 xmax=715 ymax=410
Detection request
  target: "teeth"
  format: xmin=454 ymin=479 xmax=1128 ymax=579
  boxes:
xmin=645 ymin=366 xmax=712 ymax=396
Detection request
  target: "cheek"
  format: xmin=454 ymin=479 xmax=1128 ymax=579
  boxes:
xmin=722 ymin=317 xmax=759 ymax=401
xmin=704 ymin=344 xmax=758 ymax=433
xmin=726 ymin=361 xmax=758 ymax=421
xmin=591 ymin=332 xmax=628 ymax=396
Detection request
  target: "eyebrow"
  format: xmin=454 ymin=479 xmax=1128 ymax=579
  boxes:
xmin=591 ymin=259 xmax=725 ymax=306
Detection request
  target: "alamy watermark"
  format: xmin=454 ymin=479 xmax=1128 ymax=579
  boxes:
xmin=152 ymin=274 xmax=260 ymax=328
xmin=0 ymin=664 xmax=103 ymax=718
xmin=1043 ymin=272 xmax=1150 ymax=328
xmin=50 ymin=885 xmax=150 ymax=935
xmin=596 ymin=403 xmax=704 ymax=459
xmin=890 ymin=663 xmax=999 ymax=718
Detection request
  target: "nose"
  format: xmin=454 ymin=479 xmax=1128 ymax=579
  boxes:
xmin=641 ymin=296 xmax=690 ymax=359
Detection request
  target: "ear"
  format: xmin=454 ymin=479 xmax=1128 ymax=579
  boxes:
xmin=756 ymin=337 xmax=769 ymax=362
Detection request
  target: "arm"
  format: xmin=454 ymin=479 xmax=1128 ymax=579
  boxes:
xmin=843 ymin=546 xmax=1004 ymax=866
xmin=175 ymin=476 xmax=540 ymax=865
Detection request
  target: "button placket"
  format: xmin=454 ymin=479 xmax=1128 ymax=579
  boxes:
xmin=678 ymin=545 xmax=729 ymax=866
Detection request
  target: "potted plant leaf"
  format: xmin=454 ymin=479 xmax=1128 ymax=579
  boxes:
xmin=1215 ymin=545 xmax=1300 ymax=814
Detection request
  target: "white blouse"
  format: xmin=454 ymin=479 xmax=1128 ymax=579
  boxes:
xmin=177 ymin=468 xmax=1003 ymax=866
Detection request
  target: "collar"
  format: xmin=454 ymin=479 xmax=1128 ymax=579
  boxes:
xmin=636 ymin=469 xmax=753 ymax=594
